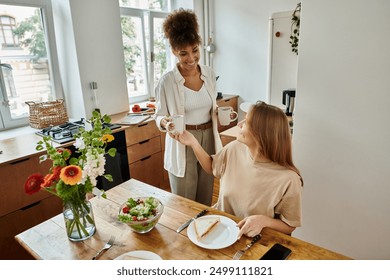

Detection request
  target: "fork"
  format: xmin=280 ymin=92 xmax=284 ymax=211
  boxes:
xmin=92 ymin=235 xmax=116 ymax=260
xmin=233 ymin=234 xmax=261 ymax=260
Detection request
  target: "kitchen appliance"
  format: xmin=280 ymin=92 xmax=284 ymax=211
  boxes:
xmin=267 ymin=11 xmax=298 ymax=109
xmin=36 ymin=119 xmax=121 ymax=144
xmin=282 ymin=89 xmax=295 ymax=116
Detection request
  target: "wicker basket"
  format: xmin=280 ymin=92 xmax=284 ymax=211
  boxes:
xmin=25 ymin=99 xmax=69 ymax=129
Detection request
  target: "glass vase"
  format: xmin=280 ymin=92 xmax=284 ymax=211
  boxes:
xmin=63 ymin=199 xmax=96 ymax=241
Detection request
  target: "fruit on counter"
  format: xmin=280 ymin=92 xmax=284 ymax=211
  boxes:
xmin=146 ymin=103 xmax=155 ymax=109
xmin=132 ymin=104 xmax=141 ymax=112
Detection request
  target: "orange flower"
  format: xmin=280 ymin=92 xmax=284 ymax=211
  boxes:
xmin=24 ymin=174 xmax=44 ymax=195
xmin=52 ymin=166 xmax=62 ymax=179
xmin=41 ymin=173 xmax=55 ymax=188
xmin=60 ymin=165 xmax=82 ymax=185
xmin=41 ymin=166 xmax=62 ymax=188
xmin=101 ymin=134 xmax=114 ymax=143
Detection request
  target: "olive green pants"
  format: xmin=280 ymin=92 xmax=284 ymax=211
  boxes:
xmin=168 ymin=128 xmax=215 ymax=206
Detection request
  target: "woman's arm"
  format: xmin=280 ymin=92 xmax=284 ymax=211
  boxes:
xmin=236 ymin=215 xmax=296 ymax=239
xmin=176 ymin=131 xmax=213 ymax=174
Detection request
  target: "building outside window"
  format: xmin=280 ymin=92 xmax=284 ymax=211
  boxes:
xmin=0 ymin=1 xmax=60 ymax=130
xmin=0 ymin=15 xmax=19 ymax=48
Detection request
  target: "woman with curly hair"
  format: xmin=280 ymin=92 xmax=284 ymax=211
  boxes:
xmin=154 ymin=8 xmax=222 ymax=205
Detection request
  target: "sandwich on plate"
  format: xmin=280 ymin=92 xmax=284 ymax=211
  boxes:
xmin=194 ymin=216 xmax=220 ymax=240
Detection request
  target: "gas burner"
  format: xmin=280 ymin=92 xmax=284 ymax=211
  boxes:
xmin=36 ymin=119 xmax=121 ymax=144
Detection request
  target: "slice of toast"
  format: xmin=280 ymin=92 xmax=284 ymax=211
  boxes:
xmin=194 ymin=217 xmax=220 ymax=240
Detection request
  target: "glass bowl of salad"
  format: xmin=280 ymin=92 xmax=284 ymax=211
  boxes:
xmin=118 ymin=197 xmax=164 ymax=233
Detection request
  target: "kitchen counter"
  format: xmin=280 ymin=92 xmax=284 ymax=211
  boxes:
xmin=0 ymin=112 xmax=130 ymax=167
xmin=0 ymin=132 xmax=53 ymax=166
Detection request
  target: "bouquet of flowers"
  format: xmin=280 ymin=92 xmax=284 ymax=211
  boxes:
xmin=24 ymin=110 xmax=117 ymax=241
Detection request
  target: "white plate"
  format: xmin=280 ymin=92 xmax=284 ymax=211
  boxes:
xmin=114 ymin=250 xmax=162 ymax=260
xmin=187 ymin=215 xmax=239 ymax=249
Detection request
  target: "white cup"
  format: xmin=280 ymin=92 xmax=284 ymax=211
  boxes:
xmin=166 ymin=115 xmax=185 ymax=135
xmin=218 ymin=106 xmax=238 ymax=126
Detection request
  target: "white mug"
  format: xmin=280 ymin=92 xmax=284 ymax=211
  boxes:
xmin=166 ymin=115 xmax=185 ymax=135
xmin=218 ymin=106 xmax=238 ymax=126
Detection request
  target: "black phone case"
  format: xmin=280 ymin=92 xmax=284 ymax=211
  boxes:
xmin=259 ymin=243 xmax=292 ymax=260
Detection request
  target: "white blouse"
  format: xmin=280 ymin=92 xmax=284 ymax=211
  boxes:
xmin=184 ymin=84 xmax=212 ymax=125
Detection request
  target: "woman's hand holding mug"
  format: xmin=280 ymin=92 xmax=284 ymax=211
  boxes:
xmin=166 ymin=115 xmax=185 ymax=135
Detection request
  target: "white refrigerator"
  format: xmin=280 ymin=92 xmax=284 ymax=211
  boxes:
xmin=266 ymin=11 xmax=298 ymax=110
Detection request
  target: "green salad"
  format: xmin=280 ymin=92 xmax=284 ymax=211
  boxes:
xmin=118 ymin=197 xmax=159 ymax=223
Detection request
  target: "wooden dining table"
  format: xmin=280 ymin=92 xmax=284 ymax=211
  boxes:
xmin=15 ymin=179 xmax=351 ymax=260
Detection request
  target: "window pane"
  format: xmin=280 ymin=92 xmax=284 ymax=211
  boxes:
xmin=1 ymin=15 xmax=10 ymax=24
xmin=152 ymin=17 xmax=169 ymax=91
xmin=119 ymin=0 xmax=169 ymax=11
xmin=0 ymin=4 xmax=55 ymax=121
xmin=121 ymin=15 xmax=147 ymax=100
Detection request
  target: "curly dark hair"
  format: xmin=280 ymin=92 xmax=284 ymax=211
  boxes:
xmin=163 ymin=8 xmax=202 ymax=50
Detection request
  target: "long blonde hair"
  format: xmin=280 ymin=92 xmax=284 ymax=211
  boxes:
xmin=247 ymin=101 xmax=303 ymax=185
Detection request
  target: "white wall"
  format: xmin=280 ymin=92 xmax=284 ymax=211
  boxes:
xmin=212 ymin=0 xmax=299 ymax=117
xmin=293 ymin=0 xmax=390 ymax=259
xmin=51 ymin=0 xmax=84 ymax=118
xmin=212 ymin=0 xmax=390 ymax=259
xmin=52 ymin=0 xmax=129 ymax=119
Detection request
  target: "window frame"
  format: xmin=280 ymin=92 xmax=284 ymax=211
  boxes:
xmin=0 ymin=0 xmax=62 ymax=130
xmin=148 ymin=10 xmax=175 ymax=98
xmin=120 ymin=7 xmax=172 ymax=104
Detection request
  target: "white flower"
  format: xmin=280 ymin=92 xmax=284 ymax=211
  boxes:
xmin=80 ymin=150 xmax=106 ymax=186
xmin=74 ymin=137 xmax=85 ymax=150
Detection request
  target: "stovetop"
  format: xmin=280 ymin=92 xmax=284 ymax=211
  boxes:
xmin=36 ymin=119 xmax=121 ymax=144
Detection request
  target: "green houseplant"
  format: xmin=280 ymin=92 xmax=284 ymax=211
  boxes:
xmin=289 ymin=2 xmax=301 ymax=55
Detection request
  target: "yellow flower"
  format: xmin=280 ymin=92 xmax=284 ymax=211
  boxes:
xmin=101 ymin=134 xmax=114 ymax=143
xmin=60 ymin=165 xmax=82 ymax=185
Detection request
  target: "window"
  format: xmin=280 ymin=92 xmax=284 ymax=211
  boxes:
xmin=0 ymin=15 xmax=19 ymax=48
xmin=119 ymin=0 xmax=190 ymax=103
xmin=0 ymin=1 xmax=61 ymax=130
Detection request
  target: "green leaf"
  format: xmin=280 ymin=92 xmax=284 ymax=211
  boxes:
xmin=108 ymin=148 xmax=117 ymax=157
xmin=69 ymin=157 xmax=78 ymax=165
xmin=104 ymin=174 xmax=113 ymax=182
xmin=92 ymin=110 xmax=100 ymax=118
xmin=102 ymin=114 xmax=111 ymax=124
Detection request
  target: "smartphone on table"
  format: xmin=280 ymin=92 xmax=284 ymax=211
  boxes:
xmin=259 ymin=243 xmax=292 ymax=260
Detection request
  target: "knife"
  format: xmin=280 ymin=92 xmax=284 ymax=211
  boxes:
xmin=176 ymin=209 xmax=209 ymax=233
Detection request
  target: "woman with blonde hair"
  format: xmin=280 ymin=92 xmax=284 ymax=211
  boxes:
xmin=176 ymin=101 xmax=303 ymax=238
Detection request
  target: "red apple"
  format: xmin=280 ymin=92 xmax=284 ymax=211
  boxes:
xmin=132 ymin=104 xmax=141 ymax=112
